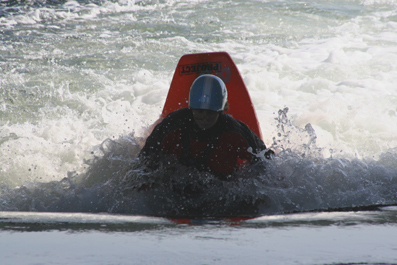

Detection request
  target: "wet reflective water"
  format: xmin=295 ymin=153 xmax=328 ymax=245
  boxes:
xmin=1 ymin=0 xmax=397 ymax=263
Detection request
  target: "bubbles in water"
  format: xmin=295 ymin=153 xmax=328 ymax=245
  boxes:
xmin=1 ymin=108 xmax=395 ymax=217
xmin=1 ymin=0 xmax=397 ymax=217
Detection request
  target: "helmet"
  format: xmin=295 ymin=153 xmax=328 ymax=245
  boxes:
xmin=188 ymin=74 xmax=228 ymax=111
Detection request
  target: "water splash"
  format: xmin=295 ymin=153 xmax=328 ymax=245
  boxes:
xmin=271 ymin=107 xmax=323 ymax=158
xmin=1 ymin=108 xmax=396 ymax=217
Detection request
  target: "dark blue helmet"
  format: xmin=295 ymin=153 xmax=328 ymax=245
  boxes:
xmin=188 ymin=75 xmax=228 ymax=111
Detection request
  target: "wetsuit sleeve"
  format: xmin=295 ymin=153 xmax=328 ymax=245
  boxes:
xmin=235 ymin=119 xmax=274 ymax=161
xmin=139 ymin=121 xmax=166 ymax=160
xmin=138 ymin=108 xmax=189 ymax=164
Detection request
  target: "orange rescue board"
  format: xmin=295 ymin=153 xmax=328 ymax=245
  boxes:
xmin=161 ymin=52 xmax=262 ymax=139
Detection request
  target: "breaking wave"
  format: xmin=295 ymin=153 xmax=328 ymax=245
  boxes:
xmin=1 ymin=108 xmax=396 ymax=218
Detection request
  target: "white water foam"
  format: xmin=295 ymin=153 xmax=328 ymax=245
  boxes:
xmin=0 ymin=0 xmax=396 ymax=214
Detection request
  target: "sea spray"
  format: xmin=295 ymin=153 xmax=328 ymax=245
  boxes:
xmin=1 ymin=0 xmax=397 ymax=218
xmin=2 ymin=108 xmax=395 ymax=216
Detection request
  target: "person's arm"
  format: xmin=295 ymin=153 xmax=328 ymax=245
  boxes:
xmin=138 ymin=122 xmax=164 ymax=169
xmin=139 ymin=122 xmax=164 ymax=159
xmin=235 ymin=119 xmax=274 ymax=162
xmin=139 ymin=108 xmax=188 ymax=167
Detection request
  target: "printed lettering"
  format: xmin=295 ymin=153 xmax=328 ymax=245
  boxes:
xmin=179 ymin=62 xmax=222 ymax=76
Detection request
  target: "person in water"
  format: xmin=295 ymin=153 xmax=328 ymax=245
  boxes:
xmin=139 ymin=74 xmax=273 ymax=178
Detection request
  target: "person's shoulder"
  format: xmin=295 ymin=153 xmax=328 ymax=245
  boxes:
xmin=220 ymin=113 xmax=266 ymax=149
xmin=156 ymin=108 xmax=192 ymax=131
xmin=221 ymin=113 xmax=253 ymax=133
